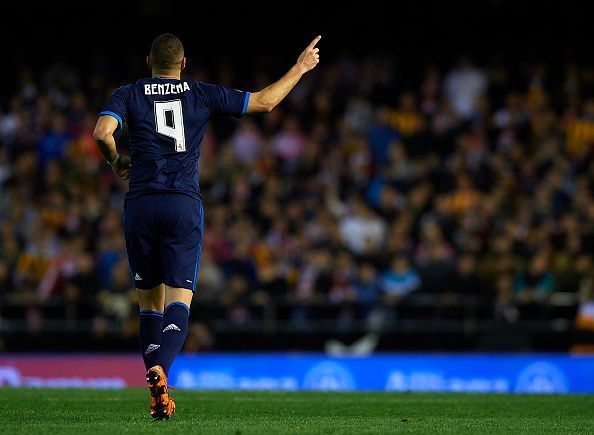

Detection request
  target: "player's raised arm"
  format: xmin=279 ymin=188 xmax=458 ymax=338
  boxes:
xmin=247 ymin=35 xmax=321 ymax=113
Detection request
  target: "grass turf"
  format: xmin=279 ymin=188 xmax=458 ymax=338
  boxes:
xmin=1 ymin=389 xmax=593 ymax=434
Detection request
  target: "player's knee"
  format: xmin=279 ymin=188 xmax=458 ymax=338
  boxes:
xmin=137 ymin=285 xmax=165 ymax=311
xmin=165 ymin=287 xmax=193 ymax=308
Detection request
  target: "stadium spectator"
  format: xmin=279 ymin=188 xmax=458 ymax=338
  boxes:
xmin=367 ymin=106 xmax=400 ymax=166
xmin=339 ymin=198 xmax=387 ymax=255
xmin=353 ymin=262 xmax=382 ymax=319
xmin=443 ymin=56 xmax=487 ymax=121
xmin=380 ymin=256 xmax=421 ymax=304
xmin=494 ymin=273 xmax=519 ymax=324
xmin=513 ymin=253 xmax=556 ymax=304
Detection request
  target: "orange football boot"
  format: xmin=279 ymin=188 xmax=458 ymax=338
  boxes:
xmin=146 ymin=365 xmax=176 ymax=420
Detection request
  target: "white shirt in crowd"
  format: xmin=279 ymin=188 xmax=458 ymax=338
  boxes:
xmin=444 ymin=65 xmax=487 ymax=120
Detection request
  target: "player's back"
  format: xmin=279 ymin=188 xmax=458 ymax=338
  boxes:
xmin=101 ymin=77 xmax=249 ymax=200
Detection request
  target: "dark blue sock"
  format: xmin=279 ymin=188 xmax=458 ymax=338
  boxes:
xmin=157 ymin=302 xmax=190 ymax=375
xmin=139 ymin=310 xmax=164 ymax=370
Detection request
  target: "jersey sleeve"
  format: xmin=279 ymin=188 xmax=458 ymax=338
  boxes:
xmin=201 ymin=83 xmax=250 ymax=117
xmin=99 ymin=85 xmax=129 ymax=130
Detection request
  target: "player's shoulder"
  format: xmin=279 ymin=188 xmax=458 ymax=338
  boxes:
xmin=194 ymin=81 xmax=239 ymax=100
xmin=110 ymin=82 xmax=134 ymax=98
xmin=192 ymin=81 xmax=221 ymax=103
xmin=115 ymin=82 xmax=134 ymax=90
xmin=193 ymin=81 xmax=218 ymax=93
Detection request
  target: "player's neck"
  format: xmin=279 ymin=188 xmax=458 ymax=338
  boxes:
xmin=152 ymin=71 xmax=181 ymax=80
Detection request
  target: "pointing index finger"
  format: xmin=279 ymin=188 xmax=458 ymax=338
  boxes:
xmin=308 ymin=35 xmax=321 ymax=49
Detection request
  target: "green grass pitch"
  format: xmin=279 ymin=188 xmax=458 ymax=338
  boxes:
xmin=1 ymin=389 xmax=593 ymax=433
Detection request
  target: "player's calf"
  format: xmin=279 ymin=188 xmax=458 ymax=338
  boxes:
xmin=156 ymin=300 xmax=190 ymax=374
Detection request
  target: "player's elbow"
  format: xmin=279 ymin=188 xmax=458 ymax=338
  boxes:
xmin=259 ymin=97 xmax=276 ymax=113
xmin=249 ymin=92 xmax=275 ymax=113
xmin=262 ymin=102 xmax=275 ymax=113
xmin=93 ymin=125 xmax=113 ymax=142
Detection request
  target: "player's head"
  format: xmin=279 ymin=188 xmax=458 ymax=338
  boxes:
xmin=147 ymin=33 xmax=186 ymax=75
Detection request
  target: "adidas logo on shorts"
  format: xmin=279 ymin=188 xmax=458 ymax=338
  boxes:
xmin=145 ymin=344 xmax=160 ymax=354
xmin=134 ymin=273 xmax=142 ymax=281
xmin=163 ymin=324 xmax=181 ymax=333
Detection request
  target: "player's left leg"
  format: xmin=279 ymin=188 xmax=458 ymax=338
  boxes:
xmin=123 ymin=195 xmax=169 ymax=418
xmin=145 ymin=288 xmax=191 ymax=420
xmin=123 ymin=195 xmax=166 ymax=371
xmin=137 ymin=285 xmax=167 ymax=419
xmin=155 ymin=287 xmax=193 ymax=375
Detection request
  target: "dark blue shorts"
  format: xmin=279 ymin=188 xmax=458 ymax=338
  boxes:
xmin=123 ymin=193 xmax=204 ymax=291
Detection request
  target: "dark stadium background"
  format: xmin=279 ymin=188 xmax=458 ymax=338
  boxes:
xmin=2 ymin=0 xmax=594 ymax=361
xmin=5 ymin=1 xmax=594 ymax=78
xmin=4 ymin=1 xmax=594 ymax=106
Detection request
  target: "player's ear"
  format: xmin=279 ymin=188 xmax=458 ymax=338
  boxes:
xmin=180 ymin=57 xmax=186 ymax=71
xmin=146 ymin=56 xmax=152 ymax=70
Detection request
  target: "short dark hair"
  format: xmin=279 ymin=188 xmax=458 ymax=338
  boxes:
xmin=150 ymin=33 xmax=184 ymax=70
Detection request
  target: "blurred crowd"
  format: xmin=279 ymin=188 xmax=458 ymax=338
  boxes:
xmin=2 ymin=55 xmax=594 ymax=347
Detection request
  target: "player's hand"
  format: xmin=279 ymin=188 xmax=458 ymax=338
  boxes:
xmin=111 ymin=154 xmax=131 ymax=182
xmin=296 ymin=35 xmax=321 ymax=74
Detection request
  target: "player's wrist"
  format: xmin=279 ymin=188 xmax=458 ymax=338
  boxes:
xmin=292 ymin=64 xmax=307 ymax=76
xmin=107 ymin=152 xmax=120 ymax=167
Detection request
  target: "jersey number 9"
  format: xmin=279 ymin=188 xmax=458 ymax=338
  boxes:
xmin=154 ymin=100 xmax=186 ymax=152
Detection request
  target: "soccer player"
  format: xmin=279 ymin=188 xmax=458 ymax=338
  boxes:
xmin=93 ymin=33 xmax=320 ymax=419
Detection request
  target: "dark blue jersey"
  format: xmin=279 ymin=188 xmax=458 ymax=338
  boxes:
xmin=100 ymin=77 xmax=250 ymax=200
